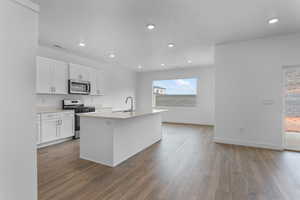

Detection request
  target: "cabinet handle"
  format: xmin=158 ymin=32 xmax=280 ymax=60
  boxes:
xmin=56 ymin=126 xmax=60 ymax=137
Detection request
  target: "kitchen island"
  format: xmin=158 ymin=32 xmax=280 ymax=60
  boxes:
xmin=78 ymin=109 xmax=167 ymax=167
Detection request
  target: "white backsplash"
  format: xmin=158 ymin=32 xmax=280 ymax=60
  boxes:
xmin=36 ymin=94 xmax=107 ymax=109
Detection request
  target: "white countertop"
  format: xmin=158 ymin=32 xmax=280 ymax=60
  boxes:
xmin=36 ymin=107 xmax=74 ymax=114
xmin=78 ymin=109 xmax=167 ymax=119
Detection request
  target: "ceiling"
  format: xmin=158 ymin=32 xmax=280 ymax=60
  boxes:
xmin=34 ymin=0 xmax=300 ymax=71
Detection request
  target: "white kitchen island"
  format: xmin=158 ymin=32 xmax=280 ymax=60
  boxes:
xmin=78 ymin=109 xmax=167 ymax=167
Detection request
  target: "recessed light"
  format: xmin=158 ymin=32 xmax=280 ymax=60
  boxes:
xmin=161 ymin=64 xmax=165 ymax=67
xmin=79 ymin=42 xmax=86 ymax=47
xmin=138 ymin=65 xmax=142 ymax=69
xmin=268 ymin=18 xmax=279 ymax=24
xmin=187 ymin=60 xmax=192 ymax=64
xmin=147 ymin=24 xmax=155 ymax=30
xmin=168 ymin=43 xmax=175 ymax=48
xmin=108 ymin=53 xmax=116 ymax=58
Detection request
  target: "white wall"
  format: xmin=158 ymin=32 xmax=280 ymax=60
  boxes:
xmin=36 ymin=45 xmax=136 ymax=110
xmin=215 ymin=34 xmax=300 ymax=150
xmin=0 ymin=0 xmax=38 ymax=199
xmin=136 ymin=67 xmax=215 ymax=125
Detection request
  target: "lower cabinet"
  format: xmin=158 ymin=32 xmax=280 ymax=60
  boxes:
xmin=38 ymin=111 xmax=74 ymax=147
xmin=36 ymin=114 xmax=41 ymax=145
xmin=60 ymin=112 xmax=75 ymax=138
xmin=41 ymin=116 xmax=60 ymax=143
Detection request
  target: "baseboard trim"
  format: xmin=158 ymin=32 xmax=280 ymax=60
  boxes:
xmin=80 ymin=155 xmax=113 ymax=167
xmin=38 ymin=137 xmax=73 ymax=149
xmin=213 ymin=137 xmax=284 ymax=151
xmin=163 ymin=121 xmax=214 ymax=126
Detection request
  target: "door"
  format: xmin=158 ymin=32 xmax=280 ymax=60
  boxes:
xmin=52 ymin=60 xmax=68 ymax=94
xmin=41 ymin=118 xmax=59 ymax=143
xmin=59 ymin=113 xmax=75 ymax=138
xmin=283 ymin=66 xmax=300 ymax=151
xmin=36 ymin=56 xmax=53 ymax=93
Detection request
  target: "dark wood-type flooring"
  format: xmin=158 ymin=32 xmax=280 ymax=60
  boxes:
xmin=38 ymin=123 xmax=300 ymax=200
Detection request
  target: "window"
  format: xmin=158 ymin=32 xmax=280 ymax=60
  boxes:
xmin=152 ymin=78 xmax=197 ymax=107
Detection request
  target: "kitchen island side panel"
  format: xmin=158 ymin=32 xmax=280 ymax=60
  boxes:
xmin=113 ymin=114 xmax=162 ymax=166
xmin=80 ymin=117 xmax=114 ymax=166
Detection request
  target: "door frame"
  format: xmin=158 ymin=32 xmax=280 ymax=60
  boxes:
xmin=282 ymin=65 xmax=300 ymax=151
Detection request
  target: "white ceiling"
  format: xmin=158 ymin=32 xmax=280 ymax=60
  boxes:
xmin=34 ymin=0 xmax=300 ymax=71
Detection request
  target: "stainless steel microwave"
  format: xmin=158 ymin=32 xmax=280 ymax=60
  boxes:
xmin=68 ymin=80 xmax=91 ymax=95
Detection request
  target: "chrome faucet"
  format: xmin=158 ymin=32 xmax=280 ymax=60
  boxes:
xmin=125 ymin=96 xmax=134 ymax=112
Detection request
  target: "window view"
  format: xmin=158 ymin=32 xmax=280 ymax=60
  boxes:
xmin=152 ymin=78 xmax=197 ymax=107
xmin=284 ymin=68 xmax=300 ymax=151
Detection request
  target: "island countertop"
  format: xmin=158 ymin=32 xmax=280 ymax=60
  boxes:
xmin=78 ymin=109 xmax=167 ymax=119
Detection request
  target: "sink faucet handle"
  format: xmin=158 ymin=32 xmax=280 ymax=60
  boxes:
xmin=125 ymin=96 xmax=134 ymax=112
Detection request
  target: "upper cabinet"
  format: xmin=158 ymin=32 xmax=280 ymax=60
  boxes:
xmin=69 ymin=63 xmax=90 ymax=81
xmin=36 ymin=56 xmax=68 ymax=94
xmin=52 ymin=59 xmax=69 ymax=94
xmin=89 ymin=68 xmax=105 ymax=96
xmin=95 ymin=70 xmax=105 ymax=95
xmin=36 ymin=57 xmax=105 ymax=96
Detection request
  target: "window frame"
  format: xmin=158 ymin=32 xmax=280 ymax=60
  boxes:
xmin=152 ymin=77 xmax=198 ymax=108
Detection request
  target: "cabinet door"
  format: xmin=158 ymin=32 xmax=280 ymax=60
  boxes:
xmin=89 ymin=68 xmax=97 ymax=95
xmin=59 ymin=113 xmax=74 ymax=138
xmin=41 ymin=118 xmax=59 ymax=143
xmin=36 ymin=115 xmax=41 ymax=144
xmin=36 ymin=56 xmax=53 ymax=94
xmin=52 ymin=60 xmax=68 ymax=94
xmin=96 ymin=70 xmax=105 ymax=95
xmin=69 ymin=63 xmax=90 ymax=81
xmin=69 ymin=63 xmax=81 ymax=80
xmin=81 ymin=67 xmax=90 ymax=81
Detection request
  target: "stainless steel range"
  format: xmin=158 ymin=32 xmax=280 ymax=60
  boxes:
xmin=62 ymin=100 xmax=95 ymax=139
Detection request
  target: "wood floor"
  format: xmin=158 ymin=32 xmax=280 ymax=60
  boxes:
xmin=38 ymin=124 xmax=300 ymax=200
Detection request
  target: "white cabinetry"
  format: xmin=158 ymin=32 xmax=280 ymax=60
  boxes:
xmin=60 ymin=112 xmax=75 ymax=138
xmin=52 ymin=59 xmax=69 ymax=94
xmin=39 ymin=111 xmax=74 ymax=147
xmin=90 ymin=69 xmax=105 ymax=96
xmin=89 ymin=68 xmax=97 ymax=95
xmin=36 ymin=57 xmax=52 ymax=94
xmin=36 ymin=114 xmax=41 ymax=144
xmin=41 ymin=113 xmax=60 ymax=143
xmin=69 ymin=63 xmax=90 ymax=81
xmin=36 ymin=58 xmax=106 ymax=96
xmin=36 ymin=56 xmax=68 ymax=94
xmin=96 ymin=70 xmax=105 ymax=95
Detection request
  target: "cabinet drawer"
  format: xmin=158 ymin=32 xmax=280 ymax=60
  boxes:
xmin=61 ymin=112 xmax=74 ymax=118
xmin=41 ymin=113 xmax=60 ymax=120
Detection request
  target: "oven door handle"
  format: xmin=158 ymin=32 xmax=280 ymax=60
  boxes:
xmin=87 ymin=83 xmax=91 ymax=93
